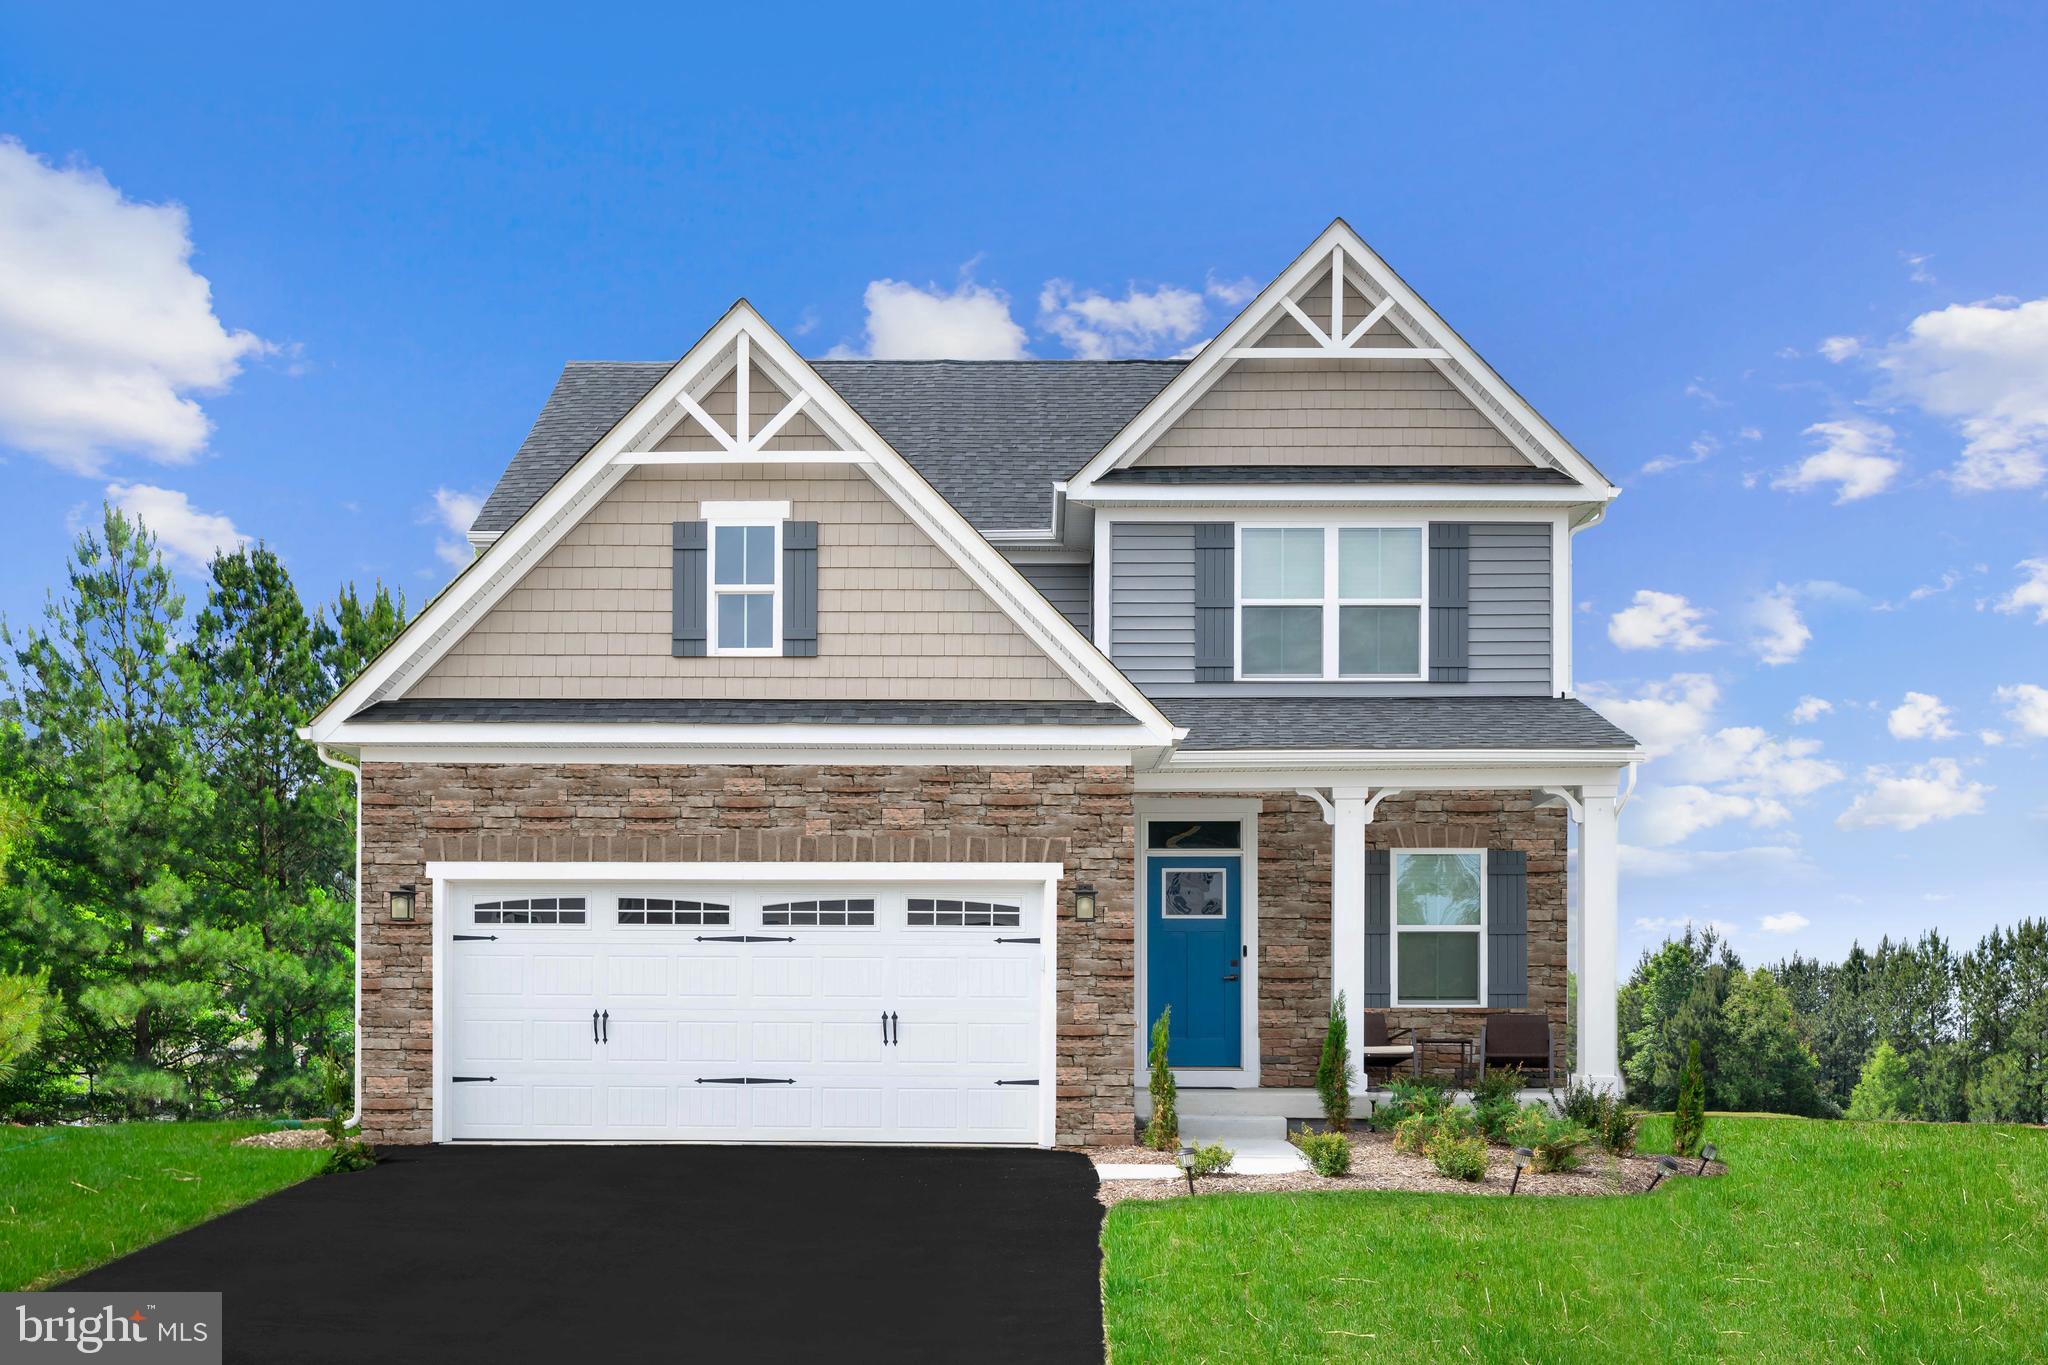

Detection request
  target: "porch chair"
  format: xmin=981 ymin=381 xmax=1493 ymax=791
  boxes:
xmin=1358 ymin=1012 xmax=1419 ymax=1091
xmin=1477 ymin=1012 xmax=1559 ymax=1088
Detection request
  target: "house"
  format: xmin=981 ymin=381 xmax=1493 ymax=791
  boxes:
xmin=301 ymin=220 xmax=1639 ymax=1148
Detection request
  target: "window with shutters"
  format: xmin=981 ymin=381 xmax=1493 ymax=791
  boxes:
xmin=704 ymin=503 xmax=783 ymax=655
xmin=1236 ymin=524 xmax=1424 ymax=679
xmin=1391 ymin=850 xmax=1485 ymax=1006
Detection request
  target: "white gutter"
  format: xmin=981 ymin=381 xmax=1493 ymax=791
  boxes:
xmin=313 ymin=741 xmax=363 ymax=1129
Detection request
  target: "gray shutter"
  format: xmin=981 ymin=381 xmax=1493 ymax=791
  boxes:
xmin=1364 ymin=847 xmax=1392 ymax=1007
xmin=781 ymin=520 xmax=818 ymax=658
xmin=1193 ymin=523 xmax=1234 ymax=682
xmin=1486 ymin=848 xmax=1529 ymax=1008
xmin=1429 ymin=523 xmax=1471 ymax=683
xmin=672 ymin=521 xmax=708 ymax=657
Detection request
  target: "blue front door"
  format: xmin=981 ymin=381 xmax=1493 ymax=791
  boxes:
xmin=1146 ymin=855 xmax=1243 ymax=1068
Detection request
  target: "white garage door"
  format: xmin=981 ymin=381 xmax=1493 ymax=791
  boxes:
xmin=443 ymin=877 xmax=1049 ymax=1144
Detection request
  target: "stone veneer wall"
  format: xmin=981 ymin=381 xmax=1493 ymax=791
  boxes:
xmin=359 ymin=762 xmax=1136 ymax=1147
xmin=1248 ymin=790 xmax=1569 ymax=1087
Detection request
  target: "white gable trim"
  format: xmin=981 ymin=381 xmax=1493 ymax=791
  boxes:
xmin=306 ymin=303 xmax=1176 ymax=745
xmin=1064 ymin=220 xmax=1619 ymax=501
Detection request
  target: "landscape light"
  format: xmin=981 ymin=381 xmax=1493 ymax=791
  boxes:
xmin=1697 ymin=1141 xmax=1718 ymax=1176
xmin=1177 ymin=1141 xmax=1198 ymax=1196
xmin=1073 ymin=884 xmax=1097 ymax=922
xmin=1509 ymin=1147 xmax=1533 ymax=1196
xmin=389 ymin=885 xmax=416 ymax=921
xmin=1648 ymin=1156 xmax=1681 ymax=1192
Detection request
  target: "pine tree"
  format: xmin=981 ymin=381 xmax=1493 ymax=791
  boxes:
xmin=1673 ymin=1039 xmax=1706 ymax=1157
xmin=1144 ymin=1007 xmax=1177 ymax=1150
xmin=1847 ymin=1041 xmax=1914 ymax=1120
xmin=1315 ymin=992 xmax=1352 ymax=1131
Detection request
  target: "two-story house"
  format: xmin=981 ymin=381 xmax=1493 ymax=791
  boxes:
xmin=302 ymin=220 xmax=1639 ymax=1148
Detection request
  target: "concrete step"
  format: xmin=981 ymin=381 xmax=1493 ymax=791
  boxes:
xmin=1180 ymin=1113 xmax=1287 ymax=1143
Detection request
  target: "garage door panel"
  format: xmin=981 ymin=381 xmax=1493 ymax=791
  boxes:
xmin=819 ymin=955 xmax=887 ymax=997
xmin=965 ymin=1022 xmax=1034 ymax=1066
xmin=821 ymin=1087 xmax=885 ymax=1130
xmin=454 ymin=1081 xmax=529 ymax=1129
xmin=531 ymin=1020 xmax=597 ymax=1063
xmin=895 ymin=1022 xmax=958 ymax=1064
xmin=606 ymin=1086 xmax=669 ymax=1128
xmin=751 ymin=957 xmax=816 ymax=998
xmin=531 ymin=1085 xmax=596 ymax=1129
xmin=607 ymin=1019 xmax=670 ymax=1062
xmin=677 ymin=1021 xmax=741 ymax=1063
xmin=606 ymin=954 xmax=669 ymax=997
xmin=966 ymin=958 xmax=1035 ymax=1001
xmin=895 ymin=1088 xmax=962 ymax=1131
xmin=893 ymin=958 xmax=962 ymax=997
xmin=675 ymin=955 xmax=742 ymax=999
xmin=748 ymin=1085 xmax=816 ymax=1130
xmin=463 ymin=956 xmax=527 ymax=997
xmin=964 ymin=1088 xmax=1034 ymax=1134
xmin=819 ymin=1020 xmax=885 ymax=1064
xmin=528 ymin=955 xmax=595 ymax=996
xmin=675 ymin=1086 xmax=742 ymax=1129
xmin=750 ymin=1021 xmax=813 ymax=1063
xmin=457 ymin=1018 xmax=530 ymax=1063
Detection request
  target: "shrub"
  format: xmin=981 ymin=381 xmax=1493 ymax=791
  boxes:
xmin=1394 ymin=1106 xmax=1476 ymax=1155
xmin=1506 ymin=1103 xmax=1589 ymax=1172
xmin=1188 ymin=1143 xmax=1234 ymax=1177
xmin=1315 ymin=993 xmax=1354 ymax=1132
xmin=1596 ymin=1096 xmax=1641 ymax=1156
xmin=1474 ymin=1065 xmax=1526 ymax=1108
xmin=315 ymin=1056 xmax=376 ymax=1175
xmin=1847 ymin=1041 xmax=1914 ymax=1122
xmin=1427 ymin=1133 xmax=1489 ymax=1182
xmin=1377 ymin=1076 xmax=1451 ymax=1127
xmin=1674 ymin=1039 xmax=1706 ymax=1158
xmin=1145 ymin=1008 xmax=1178 ymax=1151
xmin=1551 ymin=1077 xmax=1606 ymax=1130
xmin=1291 ymin=1129 xmax=1352 ymax=1177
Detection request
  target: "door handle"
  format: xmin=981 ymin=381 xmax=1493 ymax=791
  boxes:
xmin=601 ymin=1009 xmax=610 ymax=1044
xmin=881 ymin=1011 xmax=889 ymax=1047
xmin=592 ymin=1010 xmax=600 ymax=1044
xmin=889 ymin=1011 xmax=899 ymax=1046
xmin=1221 ymin=974 xmax=1240 ymax=982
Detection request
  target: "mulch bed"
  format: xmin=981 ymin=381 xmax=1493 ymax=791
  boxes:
xmin=233 ymin=1128 xmax=334 ymax=1149
xmin=1094 ymin=1130 xmax=1725 ymax=1207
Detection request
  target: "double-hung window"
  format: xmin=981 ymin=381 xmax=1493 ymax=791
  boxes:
xmin=1238 ymin=526 xmax=1423 ymax=678
xmin=1392 ymin=850 xmax=1484 ymax=1006
xmin=707 ymin=512 xmax=780 ymax=655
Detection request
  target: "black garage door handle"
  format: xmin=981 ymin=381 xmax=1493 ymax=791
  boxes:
xmin=592 ymin=1010 xmax=600 ymax=1044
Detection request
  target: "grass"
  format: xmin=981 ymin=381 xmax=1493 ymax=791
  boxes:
xmin=1104 ymin=1114 xmax=2048 ymax=1361
xmin=0 ymin=1122 xmax=331 ymax=1290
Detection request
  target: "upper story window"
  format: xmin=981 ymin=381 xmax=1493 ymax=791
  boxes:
xmin=1237 ymin=525 xmax=1423 ymax=679
xmin=706 ymin=505 xmax=782 ymax=655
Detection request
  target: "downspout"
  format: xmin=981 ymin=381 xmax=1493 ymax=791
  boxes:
xmin=314 ymin=742 xmax=363 ymax=1128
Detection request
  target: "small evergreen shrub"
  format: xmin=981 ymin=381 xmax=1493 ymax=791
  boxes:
xmin=1505 ymin=1103 xmax=1589 ymax=1172
xmin=1145 ymin=1008 xmax=1178 ymax=1150
xmin=1552 ymin=1077 xmax=1606 ymax=1130
xmin=1473 ymin=1065 xmax=1526 ymax=1108
xmin=1315 ymin=993 xmax=1354 ymax=1132
xmin=1376 ymin=1076 xmax=1451 ymax=1127
xmin=1392 ymin=1112 xmax=1435 ymax=1155
xmin=1673 ymin=1039 xmax=1706 ymax=1158
xmin=1189 ymin=1143 xmax=1234 ymax=1177
xmin=315 ymin=1056 xmax=376 ymax=1175
xmin=1596 ymin=1096 xmax=1641 ymax=1156
xmin=1427 ymin=1133 xmax=1489 ymax=1182
xmin=1290 ymin=1129 xmax=1352 ymax=1177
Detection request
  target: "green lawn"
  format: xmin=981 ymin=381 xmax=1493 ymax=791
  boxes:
xmin=1104 ymin=1115 xmax=2048 ymax=1362
xmin=0 ymin=1122 xmax=331 ymax=1290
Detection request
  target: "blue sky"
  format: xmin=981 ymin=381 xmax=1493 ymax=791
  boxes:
xmin=2 ymin=5 xmax=2044 ymax=974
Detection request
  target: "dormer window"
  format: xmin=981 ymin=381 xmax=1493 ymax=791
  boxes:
xmin=1237 ymin=524 xmax=1423 ymax=679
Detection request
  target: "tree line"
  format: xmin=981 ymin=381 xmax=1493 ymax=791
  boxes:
xmin=0 ymin=507 xmax=404 ymax=1118
xmin=1619 ymin=919 xmax=2048 ymax=1124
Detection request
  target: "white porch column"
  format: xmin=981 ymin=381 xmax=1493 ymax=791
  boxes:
xmin=1576 ymin=791 xmax=1621 ymax=1092
xmin=1328 ymin=787 xmax=1370 ymax=1083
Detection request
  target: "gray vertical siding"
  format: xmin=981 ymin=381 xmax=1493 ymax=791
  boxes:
xmin=1012 ymin=561 xmax=1093 ymax=635
xmin=1110 ymin=522 xmax=1197 ymax=687
xmin=1467 ymin=523 xmax=1552 ymax=689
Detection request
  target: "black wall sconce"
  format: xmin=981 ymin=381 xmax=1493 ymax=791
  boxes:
xmin=1073 ymin=884 xmax=1097 ymax=921
xmin=390 ymin=885 xmax=417 ymax=921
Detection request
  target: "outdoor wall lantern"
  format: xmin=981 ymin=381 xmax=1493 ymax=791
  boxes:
xmin=1073 ymin=884 xmax=1097 ymax=922
xmin=1509 ymin=1146 xmax=1533 ymax=1196
xmin=390 ymin=885 xmax=416 ymax=922
xmin=1697 ymin=1141 xmax=1718 ymax=1176
xmin=1177 ymin=1140 xmax=1198 ymax=1196
xmin=1648 ymin=1155 xmax=1681 ymax=1191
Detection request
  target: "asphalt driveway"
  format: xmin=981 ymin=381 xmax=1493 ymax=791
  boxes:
xmin=65 ymin=1144 xmax=1106 ymax=1363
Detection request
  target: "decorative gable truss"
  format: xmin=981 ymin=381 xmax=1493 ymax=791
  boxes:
xmin=303 ymin=303 xmax=1178 ymax=750
xmin=1063 ymin=219 xmax=1621 ymax=504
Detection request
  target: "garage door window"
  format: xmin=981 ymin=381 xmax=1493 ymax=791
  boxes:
xmin=763 ymin=898 xmax=876 ymax=927
xmin=616 ymin=897 xmax=731 ymax=926
xmin=474 ymin=897 xmax=587 ymax=926
xmin=907 ymin=898 xmax=1022 ymax=927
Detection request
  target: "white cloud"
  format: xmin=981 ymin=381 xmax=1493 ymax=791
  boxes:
xmin=1583 ymin=673 xmax=1719 ymax=757
xmin=1623 ymin=846 xmax=1802 ymax=879
xmin=1887 ymin=691 xmax=1958 ymax=740
xmin=1790 ymin=695 xmax=1833 ymax=724
xmin=1818 ymin=335 xmax=1862 ymax=362
xmin=1996 ymin=558 xmax=2048 ymax=624
xmin=1836 ymin=758 xmax=1990 ymax=832
xmin=1629 ymin=784 xmax=1791 ymax=847
xmin=1747 ymin=585 xmax=1812 ymax=665
xmin=1628 ymin=911 xmax=1745 ymax=937
xmin=1203 ymin=271 xmax=1259 ymax=308
xmin=427 ymin=487 xmax=483 ymax=569
xmin=1901 ymin=251 xmax=1935 ymax=285
xmin=1038 ymin=279 xmax=1206 ymax=359
xmin=1607 ymin=589 xmax=1716 ymax=652
xmin=1667 ymin=726 xmax=1844 ymax=799
xmin=1760 ymin=911 xmax=1810 ymax=934
xmin=0 ymin=138 xmax=270 ymax=474
xmin=1641 ymin=434 xmax=1717 ymax=477
xmin=1875 ymin=296 xmax=2048 ymax=491
xmin=830 ymin=275 xmax=1029 ymax=360
xmin=1996 ymin=683 xmax=2048 ymax=739
xmin=1771 ymin=418 xmax=1903 ymax=502
xmin=105 ymin=481 xmax=247 ymax=568
xmin=1980 ymin=729 xmax=2006 ymax=747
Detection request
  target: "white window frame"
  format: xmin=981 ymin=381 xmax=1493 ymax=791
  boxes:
xmin=1390 ymin=848 xmax=1487 ymax=1009
xmin=1234 ymin=522 xmax=1428 ymax=681
xmin=704 ymin=500 xmax=788 ymax=657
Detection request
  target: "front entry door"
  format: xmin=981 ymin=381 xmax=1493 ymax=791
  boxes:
xmin=1145 ymin=855 xmax=1242 ymax=1068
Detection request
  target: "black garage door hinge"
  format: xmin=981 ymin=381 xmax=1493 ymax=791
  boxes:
xmin=695 ymin=934 xmax=798 ymax=943
xmin=994 ymin=1078 xmax=1039 ymax=1087
xmin=694 ymin=1076 xmax=797 ymax=1085
xmin=452 ymin=1075 xmax=497 ymax=1083
xmin=453 ymin=934 xmax=497 ymax=941
xmin=994 ymin=936 xmax=1040 ymax=945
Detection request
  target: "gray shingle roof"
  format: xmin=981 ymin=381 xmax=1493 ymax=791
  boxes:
xmin=472 ymin=359 xmax=1184 ymax=536
xmin=1161 ymin=696 xmax=1638 ymax=751
xmin=1096 ymin=464 xmax=1576 ymax=485
xmin=351 ymin=698 xmax=1139 ymax=726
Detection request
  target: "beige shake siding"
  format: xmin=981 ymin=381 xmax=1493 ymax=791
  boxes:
xmin=406 ymin=464 xmax=1089 ymax=701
